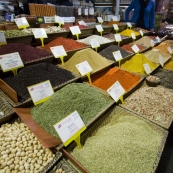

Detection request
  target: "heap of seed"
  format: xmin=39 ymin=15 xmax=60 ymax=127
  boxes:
xmin=134 ymin=36 xmax=153 ymax=47
xmin=99 ymin=45 xmax=133 ymax=61
xmin=31 ymin=83 xmax=113 ymax=139
xmin=3 ymin=63 xmax=75 ymax=102
xmin=71 ymin=107 xmax=166 ymax=173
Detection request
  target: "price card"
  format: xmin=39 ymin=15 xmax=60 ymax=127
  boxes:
xmin=139 ymin=30 xmax=144 ymax=36
xmin=54 ymin=110 xmax=86 ymax=147
xmin=0 ymin=32 xmax=7 ymax=45
xmin=84 ymin=9 xmax=88 ymax=15
xmin=78 ymin=8 xmax=82 ymax=15
xmin=113 ymin=24 xmax=119 ymax=31
xmin=126 ymin=22 xmax=132 ymax=28
xmin=114 ymin=34 xmax=122 ymax=42
xmin=167 ymin=46 xmax=173 ymax=54
xmin=44 ymin=16 xmax=55 ymax=23
xmin=14 ymin=17 xmax=29 ymax=29
xmin=159 ymin=55 xmax=164 ymax=67
xmin=95 ymin=24 xmax=103 ymax=32
xmin=27 ymin=80 xmax=54 ymax=105
xmin=50 ymin=45 xmax=67 ymax=58
xmin=76 ymin=61 xmax=92 ymax=76
xmin=55 ymin=16 xmax=64 ymax=25
xmin=131 ymin=33 xmax=136 ymax=40
xmin=97 ymin=17 xmax=103 ymax=23
xmin=143 ymin=63 xmax=152 ymax=75
xmin=112 ymin=16 xmax=118 ymax=21
xmin=32 ymin=28 xmax=47 ymax=38
xmin=69 ymin=26 xmax=81 ymax=35
xmin=113 ymin=50 xmax=123 ymax=61
xmin=78 ymin=20 xmax=86 ymax=26
xmin=107 ymin=81 xmax=125 ymax=102
xmin=0 ymin=52 xmax=24 ymax=72
xmin=0 ymin=110 xmax=4 ymax=116
xmin=156 ymin=36 xmax=161 ymax=42
xmin=150 ymin=40 xmax=154 ymax=47
xmin=90 ymin=39 xmax=100 ymax=48
xmin=131 ymin=44 xmax=140 ymax=53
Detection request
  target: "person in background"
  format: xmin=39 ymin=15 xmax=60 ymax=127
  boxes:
xmin=13 ymin=0 xmax=24 ymax=16
xmin=125 ymin=0 xmax=155 ymax=31
xmin=57 ymin=0 xmax=73 ymax=6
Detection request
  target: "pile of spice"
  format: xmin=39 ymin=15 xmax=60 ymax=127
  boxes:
xmin=0 ymin=43 xmax=52 ymax=63
xmin=3 ymin=63 xmax=75 ymax=102
xmin=106 ymin=21 xmax=122 ymax=26
xmin=144 ymin=49 xmax=171 ymax=64
xmin=103 ymin=33 xmax=130 ymax=41
xmin=62 ymin=48 xmax=113 ymax=75
xmin=91 ymin=67 xmax=141 ymax=91
xmin=41 ymin=37 xmax=87 ymax=52
xmin=23 ymin=26 xmax=67 ymax=34
xmin=153 ymin=69 xmax=173 ymax=89
xmin=154 ymin=42 xmax=170 ymax=54
xmin=121 ymin=54 xmax=158 ymax=75
xmin=31 ymin=83 xmax=113 ymax=139
xmin=0 ymin=121 xmax=55 ymax=172
xmin=62 ymin=25 xmax=88 ymax=30
xmin=164 ymin=40 xmax=173 ymax=50
xmin=120 ymin=29 xmax=140 ymax=37
xmin=77 ymin=35 xmax=112 ymax=45
xmin=99 ymin=45 xmax=133 ymax=61
xmin=123 ymin=86 xmax=173 ymax=129
xmin=71 ymin=107 xmax=166 ymax=173
xmin=1 ymin=30 xmax=32 ymax=37
xmin=133 ymin=27 xmax=150 ymax=33
xmin=164 ymin=59 xmax=173 ymax=70
xmin=121 ymin=43 xmax=146 ymax=52
xmin=134 ymin=36 xmax=153 ymax=47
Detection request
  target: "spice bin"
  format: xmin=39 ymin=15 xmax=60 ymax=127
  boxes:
xmin=93 ymin=25 xmax=113 ymax=35
xmin=63 ymin=106 xmax=168 ymax=173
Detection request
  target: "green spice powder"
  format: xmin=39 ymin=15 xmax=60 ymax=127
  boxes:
xmin=31 ymin=83 xmax=113 ymax=140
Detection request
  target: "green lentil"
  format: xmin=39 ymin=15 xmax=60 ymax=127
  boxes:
xmin=71 ymin=107 xmax=166 ymax=173
xmin=31 ymin=83 xmax=113 ymax=140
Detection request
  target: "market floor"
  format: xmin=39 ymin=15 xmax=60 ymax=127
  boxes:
xmin=155 ymin=124 xmax=173 ymax=173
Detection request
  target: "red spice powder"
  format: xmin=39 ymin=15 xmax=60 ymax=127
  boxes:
xmin=121 ymin=43 xmax=146 ymax=52
xmin=42 ymin=37 xmax=87 ymax=52
xmin=62 ymin=25 xmax=89 ymax=30
xmin=91 ymin=67 xmax=141 ymax=91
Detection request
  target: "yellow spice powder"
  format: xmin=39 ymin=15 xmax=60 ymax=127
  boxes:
xmin=120 ymin=29 xmax=140 ymax=37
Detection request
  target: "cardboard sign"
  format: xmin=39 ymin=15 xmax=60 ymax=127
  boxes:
xmin=126 ymin=22 xmax=132 ymax=28
xmin=97 ymin=17 xmax=103 ymax=23
xmin=14 ymin=17 xmax=29 ymax=29
xmin=131 ymin=33 xmax=136 ymax=40
xmin=50 ymin=45 xmax=67 ymax=58
xmin=90 ymin=39 xmax=100 ymax=48
xmin=159 ymin=55 xmax=164 ymax=67
xmin=113 ymin=50 xmax=123 ymax=61
xmin=32 ymin=28 xmax=47 ymax=38
xmin=131 ymin=44 xmax=140 ymax=53
xmin=113 ymin=24 xmax=119 ymax=31
xmin=76 ymin=61 xmax=92 ymax=76
xmin=0 ymin=32 xmax=7 ymax=45
xmin=55 ymin=16 xmax=64 ymax=25
xmin=95 ymin=25 xmax=103 ymax=32
xmin=78 ymin=20 xmax=87 ymax=26
xmin=44 ymin=16 xmax=55 ymax=23
xmin=114 ymin=34 xmax=122 ymax=42
xmin=139 ymin=30 xmax=144 ymax=36
xmin=143 ymin=63 xmax=152 ymax=75
xmin=69 ymin=26 xmax=81 ymax=35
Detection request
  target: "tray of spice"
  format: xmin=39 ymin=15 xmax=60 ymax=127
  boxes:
xmin=106 ymin=21 xmax=126 ymax=32
xmin=0 ymin=63 xmax=80 ymax=108
xmin=92 ymin=25 xmax=113 ymax=35
xmin=121 ymin=86 xmax=173 ymax=129
xmin=86 ymin=67 xmax=144 ymax=101
xmin=0 ymin=92 xmax=15 ymax=124
xmin=120 ymin=28 xmax=141 ymax=41
xmin=133 ymin=27 xmax=152 ymax=36
xmin=63 ymin=106 xmax=168 ymax=173
xmin=14 ymin=82 xmax=115 ymax=149
xmin=60 ymin=48 xmax=114 ymax=79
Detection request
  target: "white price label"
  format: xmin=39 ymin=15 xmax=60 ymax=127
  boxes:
xmin=131 ymin=33 xmax=136 ymax=40
xmin=76 ymin=61 xmax=93 ymax=76
xmin=126 ymin=22 xmax=132 ymax=28
xmin=55 ymin=16 xmax=64 ymax=24
xmin=107 ymin=81 xmax=125 ymax=102
xmin=156 ymin=36 xmax=161 ymax=42
xmin=113 ymin=50 xmax=123 ymax=61
xmin=131 ymin=44 xmax=139 ymax=53
xmin=0 ymin=111 xmax=4 ymax=116
xmin=167 ymin=46 xmax=173 ymax=54
xmin=114 ymin=34 xmax=122 ymax=42
xmin=0 ymin=32 xmax=6 ymax=45
xmin=78 ymin=20 xmax=86 ymax=26
xmin=0 ymin=52 xmax=24 ymax=72
xmin=27 ymin=80 xmax=54 ymax=105
xmin=50 ymin=45 xmax=67 ymax=58
xmin=90 ymin=39 xmax=100 ymax=48
xmin=113 ymin=24 xmax=119 ymax=30
xmin=96 ymin=24 xmax=103 ymax=32
xmin=32 ymin=28 xmax=47 ymax=38
xmin=139 ymin=30 xmax=144 ymax=36
xmin=143 ymin=63 xmax=152 ymax=75
xmin=89 ymin=8 xmax=94 ymax=15
xmin=78 ymin=8 xmax=82 ymax=15
xmin=97 ymin=17 xmax=103 ymax=23
xmin=44 ymin=16 xmax=55 ymax=23
xmin=53 ymin=110 xmax=86 ymax=145
xmin=150 ymin=40 xmax=154 ymax=47
xmin=69 ymin=26 xmax=81 ymax=35
xmin=159 ymin=55 xmax=164 ymax=67
xmin=112 ymin=16 xmax=118 ymax=21
xmin=84 ymin=9 xmax=88 ymax=15
xmin=14 ymin=17 xmax=29 ymax=28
